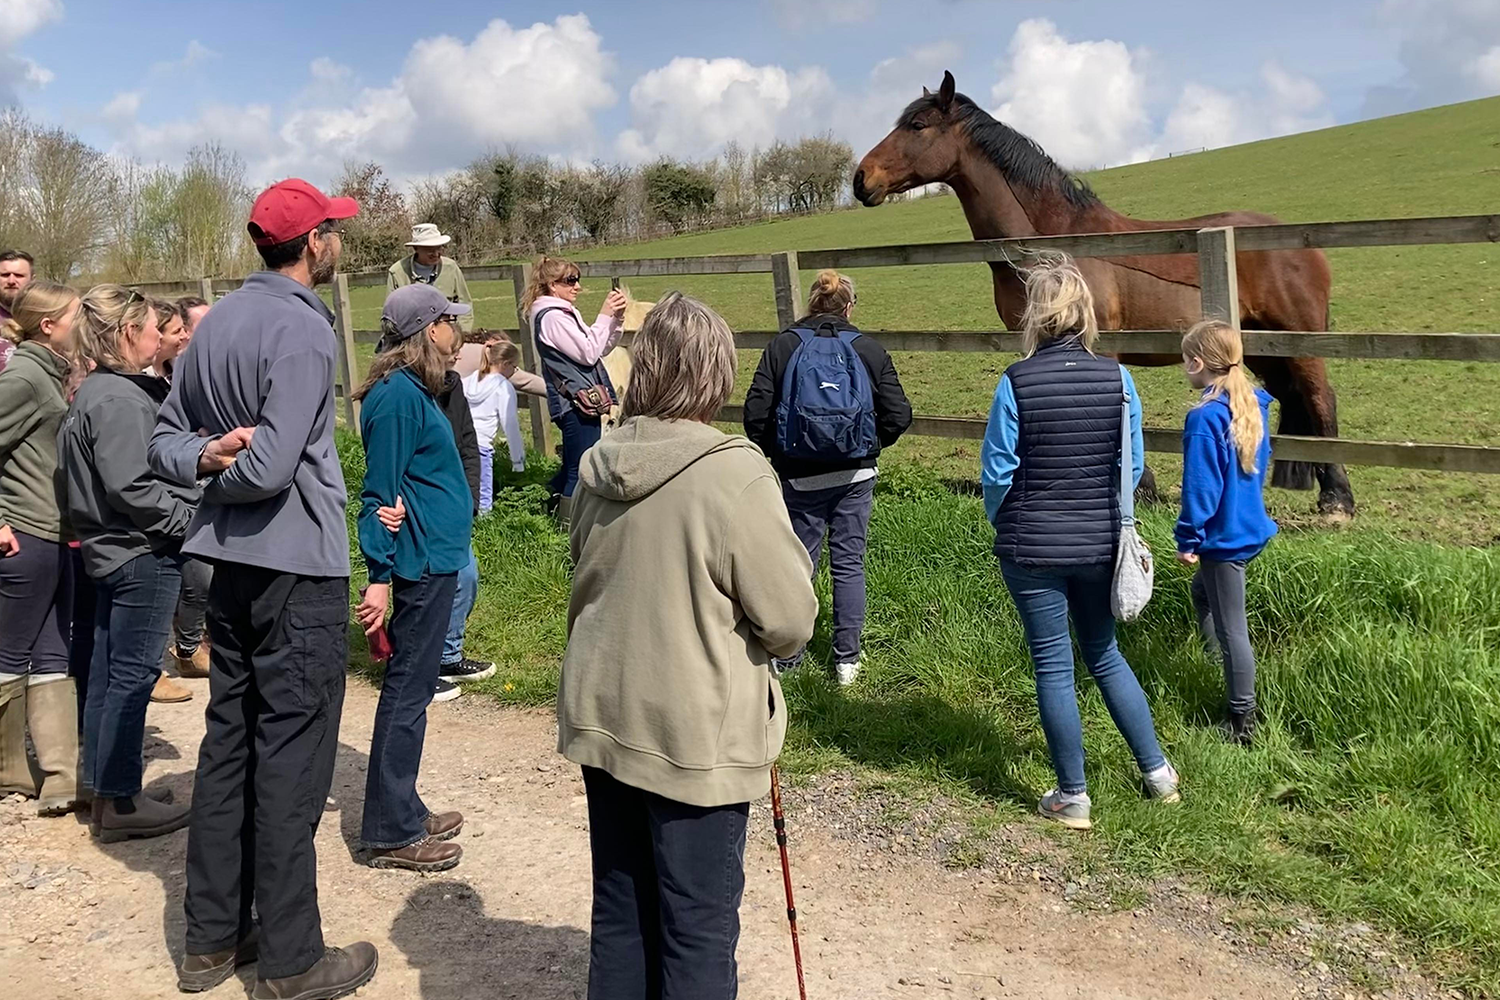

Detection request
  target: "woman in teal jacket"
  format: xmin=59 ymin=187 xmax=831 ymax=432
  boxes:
xmin=352 ymin=284 xmax=473 ymax=873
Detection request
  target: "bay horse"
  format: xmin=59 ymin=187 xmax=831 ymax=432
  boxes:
xmin=853 ymin=71 xmax=1354 ymax=516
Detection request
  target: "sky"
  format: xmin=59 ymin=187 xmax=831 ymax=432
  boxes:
xmin=3 ymin=0 xmax=1498 ymax=188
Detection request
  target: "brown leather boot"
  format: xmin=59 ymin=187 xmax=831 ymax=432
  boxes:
xmin=96 ymin=791 xmax=190 ymax=843
xmin=0 ymin=676 xmax=36 ymax=797
xmin=423 ymin=810 xmax=464 ymax=841
xmin=367 ymin=836 xmax=462 ymax=872
xmin=250 ymin=941 xmax=378 ymax=1000
xmin=26 ymin=678 xmax=78 ymax=815
xmin=173 ymin=643 xmax=211 ymax=679
xmin=151 ymin=671 xmax=193 ymax=703
xmin=177 ymin=927 xmax=259 ymax=992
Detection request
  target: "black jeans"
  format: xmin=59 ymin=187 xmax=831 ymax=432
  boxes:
xmin=83 ymin=549 xmax=182 ymax=798
xmin=549 ymin=410 xmax=602 ymax=499
xmin=782 ymin=478 xmax=876 ymax=663
xmin=0 ymin=530 xmax=72 ymax=678
xmin=361 ymin=572 xmax=457 ymax=850
xmin=583 ymin=767 xmax=749 ymax=1000
xmin=68 ymin=545 xmax=95 ymax=724
xmin=173 ymin=556 xmax=213 ymax=654
xmin=182 ymin=564 xmax=348 ymax=981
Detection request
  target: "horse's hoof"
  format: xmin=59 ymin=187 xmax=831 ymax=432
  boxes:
xmin=1316 ymin=493 xmax=1356 ymax=523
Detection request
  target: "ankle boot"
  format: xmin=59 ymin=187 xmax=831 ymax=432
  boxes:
xmin=26 ymin=678 xmax=78 ymax=815
xmin=251 ymin=941 xmax=378 ymax=1000
xmin=97 ymin=792 xmax=191 ymax=843
xmin=0 ymin=676 xmax=36 ymax=797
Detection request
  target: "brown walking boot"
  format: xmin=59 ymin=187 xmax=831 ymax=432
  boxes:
xmin=0 ymin=676 xmax=35 ymax=797
xmin=170 ymin=642 xmax=212 ymax=680
xmin=250 ymin=941 xmax=378 ymax=1000
xmin=151 ymin=673 xmax=194 ymax=703
xmin=96 ymin=791 xmax=190 ymax=843
xmin=367 ymin=836 xmax=462 ymax=872
xmin=177 ymin=927 xmax=259 ymax=992
xmin=423 ymin=809 xmax=464 ymax=841
xmin=26 ymin=678 xmax=79 ymax=815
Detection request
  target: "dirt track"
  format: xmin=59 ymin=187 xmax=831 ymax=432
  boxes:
xmin=1 ymin=676 xmax=1347 ymax=999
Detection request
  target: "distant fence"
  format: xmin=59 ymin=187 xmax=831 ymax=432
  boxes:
xmin=133 ymin=213 xmax=1500 ymax=473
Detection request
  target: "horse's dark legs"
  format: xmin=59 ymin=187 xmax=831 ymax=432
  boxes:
xmin=1245 ymin=356 xmax=1355 ymax=516
xmin=1136 ymin=465 xmax=1162 ymax=506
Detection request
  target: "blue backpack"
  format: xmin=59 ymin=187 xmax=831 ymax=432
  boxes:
xmin=775 ymin=323 xmax=879 ymax=461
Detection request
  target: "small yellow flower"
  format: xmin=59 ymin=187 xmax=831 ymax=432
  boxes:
xmin=503 ymin=682 xmax=515 ymax=692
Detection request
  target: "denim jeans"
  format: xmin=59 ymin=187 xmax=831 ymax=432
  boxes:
xmin=183 ymin=565 xmax=348 ymax=981
xmin=549 ymin=410 xmax=602 ymax=499
xmin=782 ymin=478 xmax=875 ymax=663
xmin=478 ymin=446 xmax=494 ymax=513
xmin=0 ymin=531 xmax=72 ymax=678
xmin=84 ymin=549 xmax=182 ymax=798
xmin=583 ymin=767 xmax=749 ymax=1000
xmin=1191 ymin=558 xmax=1258 ymax=716
xmin=173 ymin=556 xmax=214 ymax=654
xmin=442 ymin=547 xmax=479 ymax=666
xmin=362 ymin=571 xmax=458 ymax=850
xmin=999 ymin=559 xmax=1168 ymax=794
xmin=67 ymin=545 xmax=95 ymax=724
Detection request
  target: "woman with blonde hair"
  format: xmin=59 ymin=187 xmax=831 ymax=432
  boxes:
xmin=980 ymin=253 xmax=1178 ymax=831
xmin=59 ymin=284 xmax=198 ymax=840
xmin=560 ymin=292 xmax=818 ymax=998
xmin=0 ymin=281 xmax=81 ymax=816
xmin=742 ymin=268 xmax=912 ymax=685
xmin=521 ymin=255 xmax=626 ymax=509
xmin=1174 ymin=320 xmax=1277 ymax=746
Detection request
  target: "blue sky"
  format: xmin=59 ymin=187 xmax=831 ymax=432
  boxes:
xmin=6 ymin=0 xmax=1498 ymax=186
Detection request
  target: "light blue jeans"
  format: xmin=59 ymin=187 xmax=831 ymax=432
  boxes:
xmin=999 ymin=559 xmax=1167 ymax=795
xmin=441 ymin=546 xmax=479 ymax=667
xmin=478 ymin=446 xmax=494 ymax=514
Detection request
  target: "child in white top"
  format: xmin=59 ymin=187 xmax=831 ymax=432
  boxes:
xmin=463 ymin=338 xmax=526 ymax=512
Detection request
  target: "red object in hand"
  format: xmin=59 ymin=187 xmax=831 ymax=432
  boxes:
xmin=368 ymin=624 xmax=393 ymax=663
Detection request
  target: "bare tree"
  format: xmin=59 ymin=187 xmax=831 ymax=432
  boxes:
xmin=333 ymin=160 xmax=411 ymax=272
xmin=568 ymin=161 xmax=629 ymax=244
xmin=22 ymin=125 xmax=114 ymax=279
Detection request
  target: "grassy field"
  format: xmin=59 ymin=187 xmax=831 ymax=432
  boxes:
xmin=346 ymin=93 xmax=1500 ymax=543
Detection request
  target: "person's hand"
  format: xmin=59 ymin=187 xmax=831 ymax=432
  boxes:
xmin=356 ymin=583 xmax=390 ymax=635
xmin=377 ymin=496 xmax=406 ymax=534
xmin=1175 ymin=550 xmax=1199 ymax=566
xmin=603 ymin=289 xmax=627 ymax=318
xmin=197 ymin=426 xmax=256 ymax=475
xmin=0 ymin=525 xmax=18 ymax=557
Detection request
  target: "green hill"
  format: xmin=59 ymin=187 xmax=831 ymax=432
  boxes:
xmin=350 ymin=95 xmax=1500 ymax=541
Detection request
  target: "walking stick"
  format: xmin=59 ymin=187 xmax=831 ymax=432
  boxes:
xmin=770 ymin=764 xmax=808 ymax=1000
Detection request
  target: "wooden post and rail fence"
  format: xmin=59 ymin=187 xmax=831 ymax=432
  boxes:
xmin=132 ymin=212 xmax=1500 ymax=475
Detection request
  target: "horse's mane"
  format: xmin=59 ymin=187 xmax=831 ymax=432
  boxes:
xmin=897 ymin=92 xmax=1099 ymax=210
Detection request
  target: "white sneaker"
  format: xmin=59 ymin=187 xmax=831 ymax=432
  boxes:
xmin=834 ymin=661 xmax=861 ymax=686
xmin=1142 ymin=762 xmax=1181 ymax=803
xmin=432 ymin=678 xmax=461 ymax=703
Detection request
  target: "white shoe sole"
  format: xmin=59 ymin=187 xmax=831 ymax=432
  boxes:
xmin=1037 ymin=805 xmax=1093 ymax=830
xmin=431 ymin=686 xmax=461 ymax=704
xmin=439 ymin=663 xmax=496 ymax=684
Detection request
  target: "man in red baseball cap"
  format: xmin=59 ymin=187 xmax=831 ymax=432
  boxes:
xmin=150 ymin=178 xmax=378 ymax=998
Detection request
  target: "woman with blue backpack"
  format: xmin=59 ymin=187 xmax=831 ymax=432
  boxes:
xmin=743 ymin=269 xmax=912 ymax=685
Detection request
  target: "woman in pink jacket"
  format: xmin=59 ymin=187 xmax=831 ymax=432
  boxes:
xmin=520 ymin=256 xmax=625 ymax=509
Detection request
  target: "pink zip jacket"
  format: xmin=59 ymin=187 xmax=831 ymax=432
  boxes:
xmin=530 ymin=295 xmax=622 ymax=367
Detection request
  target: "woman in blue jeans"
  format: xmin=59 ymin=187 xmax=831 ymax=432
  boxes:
xmin=980 ymin=254 xmax=1180 ymax=830
xmin=521 ymin=255 xmax=626 ymax=513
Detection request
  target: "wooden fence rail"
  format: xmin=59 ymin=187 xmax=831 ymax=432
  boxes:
xmin=142 ymin=211 xmax=1500 ymax=475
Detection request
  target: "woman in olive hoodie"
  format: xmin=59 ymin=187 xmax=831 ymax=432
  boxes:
xmin=559 ymin=292 xmax=819 ymax=1000
xmin=0 ymin=281 xmax=81 ymax=816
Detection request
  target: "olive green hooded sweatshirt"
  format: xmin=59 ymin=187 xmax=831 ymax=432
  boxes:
xmin=558 ymin=416 xmax=818 ymax=807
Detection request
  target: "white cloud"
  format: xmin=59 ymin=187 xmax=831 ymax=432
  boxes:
xmin=617 ymin=56 xmax=833 ymax=162
xmin=101 ymin=90 xmax=142 ymax=122
xmin=1363 ymin=0 xmax=1500 ymax=115
xmin=849 ymin=41 xmax=961 ymax=152
xmin=150 ymin=39 xmax=215 ymax=76
xmin=0 ymin=0 xmax=60 ymax=103
xmin=106 ymin=14 xmax=618 ymax=185
xmin=770 ymin=0 xmax=878 ymax=28
xmin=989 ymin=18 xmax=1155 ymax=169
xmin=1159 ymin=62 xmax=1334 ymax=154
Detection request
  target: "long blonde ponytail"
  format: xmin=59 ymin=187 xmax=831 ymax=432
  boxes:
xmin=1182 ymin=320 xmax=1263 ymax=474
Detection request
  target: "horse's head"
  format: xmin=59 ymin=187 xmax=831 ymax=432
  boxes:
xmin=618 ymin=285 xmax=655 ymax=332
xmin=854 ymin=70 xmax=965 ymax=207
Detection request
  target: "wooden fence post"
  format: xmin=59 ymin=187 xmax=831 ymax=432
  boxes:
xmin=331 ymin=273 xmax=359 ymax=427
xmin=1197 ymin=226 xmax=1240 ymax=325
xmin=771 ymin=251 xmax=802 ymax=330
xmin=512 ymin=263 xmax=552 ymax=458
xmin=197 ymin=277 xmax=214 ymax=304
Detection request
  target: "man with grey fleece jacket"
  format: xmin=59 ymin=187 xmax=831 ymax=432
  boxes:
xmin=148 ymin=179 xmax=378 ymax=999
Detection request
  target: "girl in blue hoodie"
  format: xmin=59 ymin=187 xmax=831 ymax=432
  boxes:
xmin=1174 ymin=320 xmax=1278 ymax=746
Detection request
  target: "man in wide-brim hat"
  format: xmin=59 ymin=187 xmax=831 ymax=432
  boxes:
xmin=388 ymin=223 xmax=474 ymax=334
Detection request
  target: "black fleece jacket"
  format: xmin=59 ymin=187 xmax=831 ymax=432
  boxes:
xmin=437 ymin=369 xmax=481 ymax=515
xmin=742 ymin=314 xmax=913 ymax=481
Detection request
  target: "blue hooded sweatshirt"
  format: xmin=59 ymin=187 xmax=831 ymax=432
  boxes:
xmin=1174 ymin=387 xmax=1279 ymax=563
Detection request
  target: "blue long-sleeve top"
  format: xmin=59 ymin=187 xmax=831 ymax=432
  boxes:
xmin=1173 ymin=388 xmax=1279 ymax=562
xmin=981 ymin=365 xmax=1143 ymax=526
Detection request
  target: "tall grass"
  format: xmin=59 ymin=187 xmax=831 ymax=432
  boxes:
xmin=337 ymin=436 xmax=1500 ymax=991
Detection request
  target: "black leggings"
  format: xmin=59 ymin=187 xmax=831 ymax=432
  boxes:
xmin=0 ymin=531 xmax=72 ymax=678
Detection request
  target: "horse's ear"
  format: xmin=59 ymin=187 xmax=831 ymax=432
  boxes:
xmin=938 ymin=70 xmax=955 ymax=111
xmin=922 ymin=85 xmax=931 ymax=97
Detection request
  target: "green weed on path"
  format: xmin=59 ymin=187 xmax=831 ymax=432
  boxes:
xmin=336 ymin=433 xmax=1500 ymax=994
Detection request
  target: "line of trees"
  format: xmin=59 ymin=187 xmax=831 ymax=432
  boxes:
xmin=0 ymin=114 xmax=942 ymax=281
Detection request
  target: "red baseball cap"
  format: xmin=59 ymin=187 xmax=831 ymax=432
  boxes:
xmin=247 ymin=178 xmax=359 ymax=246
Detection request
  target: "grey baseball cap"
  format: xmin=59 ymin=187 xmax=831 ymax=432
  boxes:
xmin=380 ymin=283 xmax=472 ymax=344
